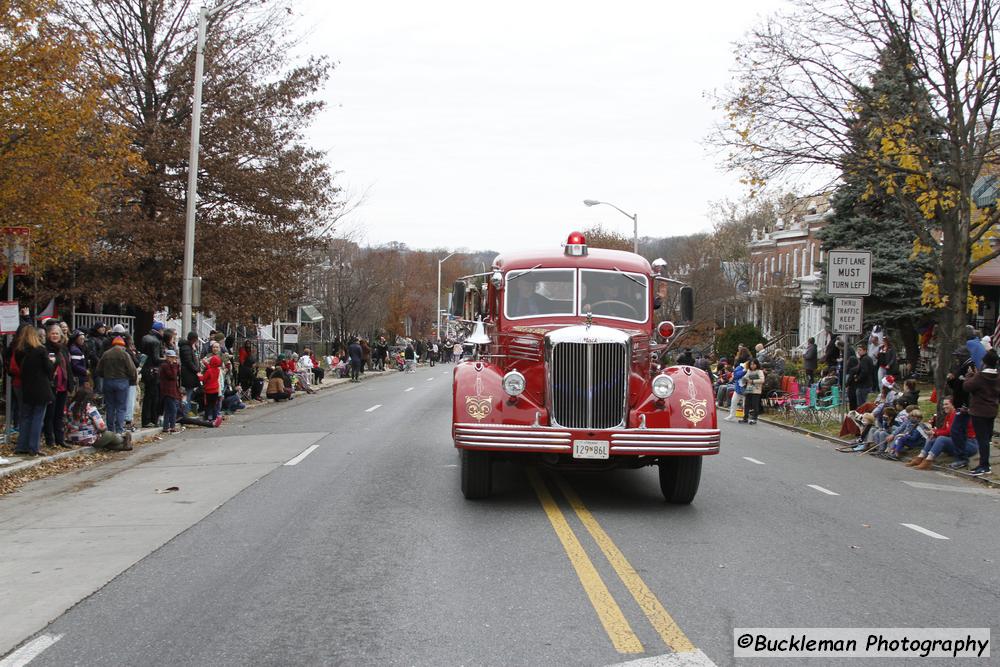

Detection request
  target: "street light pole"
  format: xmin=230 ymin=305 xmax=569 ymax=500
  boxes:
xmin=182 ymin=2 xmax=238 ymax=336
xmin=437 ymin=252 xmax=456 ymax=343
xmin=583 ymin=199 xmax=639 ymax=254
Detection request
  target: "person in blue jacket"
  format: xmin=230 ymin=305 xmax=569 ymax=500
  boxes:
xmin=724 ymin=361 xmax=747 ymax=422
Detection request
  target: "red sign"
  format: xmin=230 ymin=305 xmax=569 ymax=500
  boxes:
xmin=1 ymin=227 xmax=30 ymax=275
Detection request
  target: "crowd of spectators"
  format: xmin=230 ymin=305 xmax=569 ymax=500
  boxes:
xmin=703 ymin=324 xmax=995 ymax=476
xmin=3 ymin=317 xmax=416 ymax=458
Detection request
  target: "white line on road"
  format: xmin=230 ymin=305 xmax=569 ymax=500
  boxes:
xmin=405 ymin=387 xmax=414 ymax=392
xmin=0 ymin=634 xmax=64 ymax=667
xmin=901 ymin=523 xmax=950 ymax=540
xmin=807 ymin=484 xmax=840 ymax=496
xmin=426 ymin=377 xmax=434 ymax=382
xmin=609 ymin=649 xmax=718 ymax=666
xmin=742 ymin=457 xmax=765 ymax=465
xmin=284 ymin=444 xmax=320 ymax=466
xmin=902 ymin=480 xmax=998 ymax=496
xmin=365 ymin=404 xmax=382 ymax=412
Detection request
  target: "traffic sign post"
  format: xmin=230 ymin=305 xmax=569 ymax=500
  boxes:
xmin=827 ymin=250 xmax=873 ymax=414
xmin=827 ymin=249 xmax=872 ymax=296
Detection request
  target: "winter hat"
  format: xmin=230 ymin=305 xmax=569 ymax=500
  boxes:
xmin=982 ymin=335 xmax=993 ymax=351
xmin=112 ymin=336 xmax=126 ymax=347
xmin=164 ymin=349 xmax=177 ymax=357
xmin=881 ymin=375 xmax=896 ymax=388
xmin=151 ymin=322 xmax=164 ymax=331
xmin=112 ymin=324 xmax=126 ymax=333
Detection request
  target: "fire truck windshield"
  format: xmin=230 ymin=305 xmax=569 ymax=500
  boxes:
xmin=504 ymin=268 xmax=647 ymax=322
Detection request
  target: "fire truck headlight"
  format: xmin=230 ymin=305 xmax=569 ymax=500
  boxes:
xmin=502 ymin=370 xmax=526 ymax=397
xmin=651 ymin=374 xmax=674 ymax=399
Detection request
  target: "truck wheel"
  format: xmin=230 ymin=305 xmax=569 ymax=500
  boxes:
xmin=461 ymin=449 xmax=492 ymax=499
xmin=658 ymin=456 xmax=701 ymax=504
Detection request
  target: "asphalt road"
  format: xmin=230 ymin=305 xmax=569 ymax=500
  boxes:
xmin=2 ymin=365 xmax=999 ymax=666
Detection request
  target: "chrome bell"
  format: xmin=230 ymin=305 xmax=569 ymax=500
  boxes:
xmin=467 ymin=318 xmax=491 ymax=345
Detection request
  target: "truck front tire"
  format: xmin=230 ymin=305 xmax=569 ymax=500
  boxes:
xmin=658 ymin=456 xmax=701 ymax=504
xmin=461 ymin=449 xmax=492 ymax=499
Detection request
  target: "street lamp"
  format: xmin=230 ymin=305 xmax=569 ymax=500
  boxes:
xmin=182 ymin=1 xmax=239 ymax=335
xmin=437 ymin=252 xmax=456 ymax=342
xmin=583 ymin=199 xmax=639 ymax=254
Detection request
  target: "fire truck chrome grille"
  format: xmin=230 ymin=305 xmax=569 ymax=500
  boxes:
xmin=550 ymin=342 xmax=627 ymax=429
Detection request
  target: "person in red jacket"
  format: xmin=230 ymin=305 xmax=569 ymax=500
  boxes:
xmin=159 ymin=349 xmax=183 ymax=433
xmin=199 ymin=355 xmax=222 ymax=424
xmin=906 ymin=397 xmax=977 ymax=470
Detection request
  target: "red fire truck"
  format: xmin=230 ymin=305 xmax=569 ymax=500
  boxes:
xmin=450 ymin=232 xmax=720 ymax=503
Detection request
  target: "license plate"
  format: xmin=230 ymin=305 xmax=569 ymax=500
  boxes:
xmin=573 ymin=439 xmax=609 ymax=459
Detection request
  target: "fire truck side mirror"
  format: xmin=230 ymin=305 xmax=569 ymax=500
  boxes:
xmin=680 ymin=286 xmax=694 ymax=323
xmin=450 ymin=281 xmax=466 ymax=317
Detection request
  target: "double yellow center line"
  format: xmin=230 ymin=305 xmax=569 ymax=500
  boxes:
xmin=527 ymin=468 xmax=696 ymax=656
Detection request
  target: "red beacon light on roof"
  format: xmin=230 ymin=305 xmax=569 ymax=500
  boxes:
xmin=564 ymin=231 xmax=588 ymax=257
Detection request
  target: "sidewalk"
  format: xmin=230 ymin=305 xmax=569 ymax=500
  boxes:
xmin=0 ymin=369 xmax=390 ymax=487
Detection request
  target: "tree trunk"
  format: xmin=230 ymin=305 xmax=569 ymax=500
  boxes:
xmin=896 ymin=318 xmax=920 ymax=377
xmin=934 ymin=207 xmax=972 ymax=413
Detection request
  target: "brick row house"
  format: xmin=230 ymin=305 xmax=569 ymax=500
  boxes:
xmin=745 ymin=194 xmax=834 ymax=354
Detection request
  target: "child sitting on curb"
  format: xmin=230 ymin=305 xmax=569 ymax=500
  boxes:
xmin=65 ymin=388 xmax=132 ymax=451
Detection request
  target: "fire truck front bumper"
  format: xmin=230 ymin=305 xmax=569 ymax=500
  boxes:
xmin=453 ymin=423 xmax=720 ymax=456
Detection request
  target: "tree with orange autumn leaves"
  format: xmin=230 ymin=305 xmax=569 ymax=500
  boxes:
xmin=0 ymin=0 xmax=135 ymax=274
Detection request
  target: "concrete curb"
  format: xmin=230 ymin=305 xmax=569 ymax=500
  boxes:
xmin=758 ymin=416 xmax=999 ymax=490
xmin=0 ymin=369 xmax=393 ymax=481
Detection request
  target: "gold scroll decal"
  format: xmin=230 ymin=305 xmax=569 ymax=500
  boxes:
xmin=679 ymin=377 xmax=707 ymax=425
xmin=465 ymin=375 xmax=494 ymax=421
xmin=679 ymin=398 xmax=707 ymax=425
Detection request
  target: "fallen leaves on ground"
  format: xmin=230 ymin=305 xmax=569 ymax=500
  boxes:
xmin=0 ymin=450 xmax=114 ymax=496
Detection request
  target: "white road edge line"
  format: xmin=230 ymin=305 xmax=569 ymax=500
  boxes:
xmin=365 ymin=404 xmax=382 ymax=412
xmin=742 ymin=456 xmax=765 ymax=465
xmin=608 ymin=649 xmax=718 ymax=667
xmin=807 ymin=484 xmax=840 ymax=496
xmin=284 ymin=444 xmax=320 ymax=466
xmin=405 ymin=387 xmax=414 ymax=392
xmin=0 ymin=633 xmax=64 ymax=667
xmin=901 ymin=523 xmax=950 ymax=540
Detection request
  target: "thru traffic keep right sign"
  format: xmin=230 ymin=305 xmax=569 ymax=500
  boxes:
xmin=833 ymin=297 xmax=864 ymax=334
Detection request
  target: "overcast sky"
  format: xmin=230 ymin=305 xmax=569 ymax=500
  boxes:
xmin=296 ymin=0 xmax=788 ymax=252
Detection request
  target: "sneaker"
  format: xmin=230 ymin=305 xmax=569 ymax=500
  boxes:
xmin=213 ymin=415 xmax=223 ymax=428
xmin=948 ymin=459 xmax=969 ymax=470
xmin=749 ymin=419 xmax=757 ymax=424
xmin=970 ymin=466 xmax=992 ymax=476
xmin=851 ymin=443 xmax=866 ymax=452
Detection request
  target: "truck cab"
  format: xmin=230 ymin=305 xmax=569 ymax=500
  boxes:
xmin=450 ymin=232 xmax=719 ymax=503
